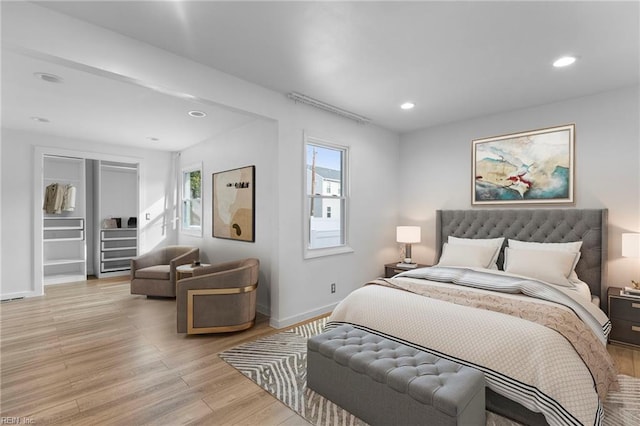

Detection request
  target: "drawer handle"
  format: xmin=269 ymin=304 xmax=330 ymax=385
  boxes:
xmin=632 ymin=303 xmax=640 ymax=309
xmin=633 ymin=326 xmax=640 ymax=333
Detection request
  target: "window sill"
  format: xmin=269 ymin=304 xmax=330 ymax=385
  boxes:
xmin=304 ymin=245 xmax=354 ymax=260
xmin=181 ymin=228 xmax=202 ymax=238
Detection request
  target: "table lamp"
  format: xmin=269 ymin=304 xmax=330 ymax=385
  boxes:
xmin=397 ymin=226 xmax=421 ymax=264
xmin=622 ymin=233 xmax=640 ymax=289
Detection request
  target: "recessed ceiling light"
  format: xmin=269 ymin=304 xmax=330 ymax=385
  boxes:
xmin=33 ymin=72 xmax=63 ymax=83
xmin=400 ymin=102 xmax=415 ymax=110
xmin=188 ymin=110 xmax=207 ymax=118
xmin=30 ymin=116 xmax=50 ymax=123
xmin=553 ymin=56 xmax=577 ymax=68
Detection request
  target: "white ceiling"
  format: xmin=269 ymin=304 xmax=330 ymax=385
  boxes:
xmin=2 ymin=49 xmax=260 ymax=151
xmin=2 ymin=1 xmax=639 ymax=150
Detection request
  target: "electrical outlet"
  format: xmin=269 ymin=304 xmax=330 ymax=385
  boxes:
xmin=331 ymin=283 xmax=336 ymax=294
xmin=145 ymin=213 xmax=151 ymax=220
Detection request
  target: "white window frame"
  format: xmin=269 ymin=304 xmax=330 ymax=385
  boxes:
xmin=181 ymin=162 xmax=203 ymax=236
xmin=303 ymin=134 xmax=353 ymax=259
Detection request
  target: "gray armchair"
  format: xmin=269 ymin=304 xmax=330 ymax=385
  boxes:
xmin=130 ymin=245 xmax=200 ymax=297
xmin=177 ymin=258 xmax=259 ymax=334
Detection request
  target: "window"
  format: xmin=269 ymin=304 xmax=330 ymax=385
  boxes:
xmin=181 ymin=164 xmax=202 ymax=235
xmin=304 ymin=135 xmax=353 ymax=258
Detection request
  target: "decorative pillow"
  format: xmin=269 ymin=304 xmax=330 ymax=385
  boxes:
xmin=448 ymin=236 xmax=505 ymax=269
xmin=507 ymin=239 xmax=582 ymax=277
xmin=437 ymin=243 xmax=498 ymax=269
xmin=504 ymin=247 xmax=580 ymax=287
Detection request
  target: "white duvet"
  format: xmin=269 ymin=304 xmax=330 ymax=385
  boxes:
xmin=328 ymin=267 xmax=617 ymax=426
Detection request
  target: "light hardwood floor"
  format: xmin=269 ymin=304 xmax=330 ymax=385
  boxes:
xmin=1 ymin=277 xmax=639 ymax=425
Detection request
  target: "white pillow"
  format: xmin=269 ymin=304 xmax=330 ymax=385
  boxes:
xmin=504 ymin=247 xmax=580 ymax=287
xmin=507 ymin=239 xmax=582 ymax=278
xmin=507 ymin=239 xmax=582 ymax=253
xmin=448 ymin=236 xmax=504 ymax=270
xmin=437 ymin=243 xmax=498 ymax=269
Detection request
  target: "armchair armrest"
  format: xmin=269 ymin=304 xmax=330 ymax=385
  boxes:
xmin=192 ymin=260 xmax=245 ymax=278
xmin=169 ymin=248 xmax=200 ymax=284
xmin=178 ymin=267 xmax=254 ymax=293
xmin=131 ymin=249 xmax=165 ymax=272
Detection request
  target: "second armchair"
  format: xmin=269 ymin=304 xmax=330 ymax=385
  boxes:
xmin=130 ymin=245 xmax=200 ymax=297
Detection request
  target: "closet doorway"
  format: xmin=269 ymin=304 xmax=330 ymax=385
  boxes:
xmin=33 ymin=146 xmax=141 ymax=296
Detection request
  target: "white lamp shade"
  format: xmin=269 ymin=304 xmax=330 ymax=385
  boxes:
xmin=397 ymin=226 xmax=421 ymax=244
xmin=622 ymin=233 xmax=640 ymax=258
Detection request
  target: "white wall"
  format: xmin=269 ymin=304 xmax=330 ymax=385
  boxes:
xmin=5 ymin=4 xmax=635 ymax=327
xmin=273 ymin=106 xmax=400 ymax=327
xmin=399 ymin=86 xmax=640 ymax=288
xmin=178 ymin=119 xmax=277 ymax=315
xmin=0 ymin=128 xmax=176 ymax=298
xmin=177 ymin=106 xmax=401 ymax=327
xmin=2 ymin=3 xmax=402 ymax=326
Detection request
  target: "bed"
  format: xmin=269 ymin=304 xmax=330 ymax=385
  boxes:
xmin=328 ymin=209 xmax=618 ymax=426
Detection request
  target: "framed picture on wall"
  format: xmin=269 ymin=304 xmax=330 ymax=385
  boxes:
xmin=212 ymin=165 xmax=255 ymax=242
xmin=472 ymin=124 xmax=575 ymax=205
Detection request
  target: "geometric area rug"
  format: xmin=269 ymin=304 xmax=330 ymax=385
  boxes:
xmin=220 ymin=318 xmax=640 ymax=426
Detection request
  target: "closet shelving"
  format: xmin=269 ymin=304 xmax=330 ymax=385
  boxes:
xmin=42 ymin=155 xmax=87 ymax=285
xmin=100 ymin=228 xmax=137 ymax=273
xmin=36 ymin=151 xmax=141 ymax=290
xmin=43 ymin=217 xmax=85 ymax=240
xmin=95 ymin=160 xmax=139 ymax=277
xmin=43 ymin=217 xmax=86 ymax=283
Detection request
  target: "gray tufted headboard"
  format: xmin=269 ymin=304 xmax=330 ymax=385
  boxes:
xmin=435 ymin=209 xmax=608 ymax=303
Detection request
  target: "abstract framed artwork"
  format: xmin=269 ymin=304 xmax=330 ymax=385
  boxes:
xmin=212 ymin=165 xmax=255 ymax=242
xmin=472 ymin=124 xmax=575 ymax=205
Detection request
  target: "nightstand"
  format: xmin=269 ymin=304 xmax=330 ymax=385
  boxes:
xmin=607 ymin=287 xmax=640 ymax=348
xmin=384 ymin=262 xmax=430 ymax=278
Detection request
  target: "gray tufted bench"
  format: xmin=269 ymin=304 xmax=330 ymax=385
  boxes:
xmin=307 ymin=324 xmax=485 ymax=426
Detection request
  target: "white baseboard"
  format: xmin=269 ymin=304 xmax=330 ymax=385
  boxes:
xmin=269 ymin=302 xmax=338 ymax=329
xmin=1 ymin=290 xmax=40 ymax=301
